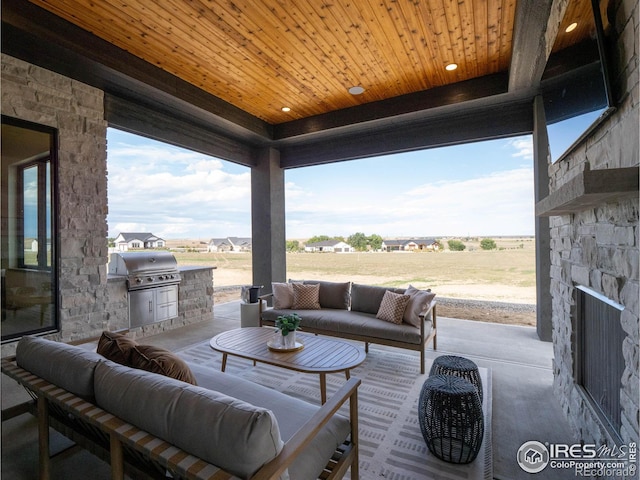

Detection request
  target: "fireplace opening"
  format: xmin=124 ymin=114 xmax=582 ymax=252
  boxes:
xmin=574 ymin=286 xmax=626 ymax=442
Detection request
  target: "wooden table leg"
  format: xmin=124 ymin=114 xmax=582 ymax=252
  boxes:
xmin=221 ymin=353 xmax=228 ymax=372
xmin=345 ymin=369 xmax=351 ymax=380
xmin=320 ymin=373 xmax=326 ymax=404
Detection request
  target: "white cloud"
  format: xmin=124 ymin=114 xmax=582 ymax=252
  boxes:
xmin=107 ymin=140 xmax=251 ymax=238
xmin=107 ymin=132 xmax=536 ymax=240
xmin=285 ymin=168 xmax=534 ymax=238
xmin=507 ymin=137 xmax=534 ymax=161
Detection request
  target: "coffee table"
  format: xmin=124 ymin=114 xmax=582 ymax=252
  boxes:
xmin=210 ymin=327 xmax=366 ymax=404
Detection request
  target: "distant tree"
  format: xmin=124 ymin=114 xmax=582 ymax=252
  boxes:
xmin=448 ymin=239 xmax=466 ymax=251
xmin=107 ymin=237 xmax=115 ymax=247
xmin=480 ymin=238 xmax=497 ymax=250
xmin=368 ymin=234 xmax=383 ymax=251
xmin=433 ymin=240 xmax=443 ymax=250
xmin=306 ymin=235 xmax=331 ymax=244
xmin=348 ymin=232 xmax=368 ymax=251
xmin=286 ymin=240 xmax=301 ymax=252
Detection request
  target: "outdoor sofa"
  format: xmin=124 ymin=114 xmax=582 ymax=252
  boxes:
xmin=1 ymin=334 xmax=360 ymax=480
xmin=259 ymin=280 xmax=437 ymax=374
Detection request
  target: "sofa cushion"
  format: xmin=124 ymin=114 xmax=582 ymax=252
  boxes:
xmin=263 ymin=308 xmax=425 ymax=345
xmin=303 ymin=280 xmax=351 ymax=310
xmin=129 ymin=344 xmax=198 ymax=385
xmin=403 ymin=285 xmax=436 ymax=327
xmin=189 ymin=363 xmax=351 ymax=480
xmin=16 ymin=336 xmax=103 ymax=401
xmin=272 ymin=282 xmax=294 ymax=309
xmin=94 ymin=361 xmax=284 ymax=479
xmin=96 ymin=330 xmax=138 ymax=365
xmin=292 ymin=283 xmax=321 ymax=309
xmin=350 ymin=283 xmax=405 ymax=314
xmin=376 ymin=290 xmax=410 ymax=324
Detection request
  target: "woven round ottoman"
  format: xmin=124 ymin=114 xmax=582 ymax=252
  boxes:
xmin=429 ymin=355 xmax=483 ymax=402
xmin=418 ymin=374 xmax=484 ymax=464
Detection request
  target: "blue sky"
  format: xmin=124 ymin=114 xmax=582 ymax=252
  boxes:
xmin=107 ymin=128 xmax=537 ymax=239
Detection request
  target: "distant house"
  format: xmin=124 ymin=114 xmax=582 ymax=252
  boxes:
xmin=30 ymin=239 xmax=52 ymax=252
xmin=304 ymin=240 xmax=354 ymax=253
xmin=207 ymin=237 xmax=252 ymax=252
xmin=382 ymin=238 xmax=439 ymax=252
xmin=113 ymin=232 xmax=165 ymax=251
xmin=207 ymin=238 xmax=232 ymax=253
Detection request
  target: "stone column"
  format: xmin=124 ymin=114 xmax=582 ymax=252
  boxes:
xmin=251 ymin=148 xmax=286 ymax=294
xmin=533 ymin=95 xmax=553 ymax=341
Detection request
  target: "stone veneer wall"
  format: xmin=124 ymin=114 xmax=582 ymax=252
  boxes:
xmin=549 ymin=0 xmax=639 ymax=445
xmin=1 ymin=55 xmax=216 ymax=356
xmin=2 ymin=54 xmax=110 ymax=355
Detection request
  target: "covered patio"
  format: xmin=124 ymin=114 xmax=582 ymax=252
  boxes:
xmin=1 ymin=0 xmax=638 ymax=476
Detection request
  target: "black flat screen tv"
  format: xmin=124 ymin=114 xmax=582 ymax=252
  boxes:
xmin=541 ymin=0 xmax=616 ymax=163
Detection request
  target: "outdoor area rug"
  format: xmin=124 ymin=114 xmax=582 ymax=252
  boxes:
xmin=176 ymin=340 xmax=492 ymax=480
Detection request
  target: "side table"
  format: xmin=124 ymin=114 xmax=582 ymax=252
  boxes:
xmin=429 ymin=355 xmax=483 ymax=402
xmin=240 ymin=302 xmax=261 ymax=327
xmin=418 ymin=374 xmax=484 ymax=464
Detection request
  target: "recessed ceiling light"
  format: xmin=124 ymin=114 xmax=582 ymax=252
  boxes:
xmin=565 ymin=22 xmax=578 ymax=33
xmin=348 ymin=86 xmax=365 ymax=95
xmin=281 ymin=107 xmax=291 ymax=112
xmin=445 ymin=63 xmax=458 ymax=71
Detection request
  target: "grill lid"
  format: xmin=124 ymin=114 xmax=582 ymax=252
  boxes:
xmin=109 ymin=252 xmax=181 ymax=290
xmin=109 ymin=251 xmax=178 ymax=275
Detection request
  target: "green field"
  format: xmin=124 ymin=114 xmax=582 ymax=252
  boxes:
xmin=173 ymin=237 xmax=536 ymax=304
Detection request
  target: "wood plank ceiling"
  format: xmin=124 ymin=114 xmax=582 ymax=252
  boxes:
xmin=6 ymin=0 xmax=598 ymax=166
xmin=29 ymin=0 xmax=521 ymax=125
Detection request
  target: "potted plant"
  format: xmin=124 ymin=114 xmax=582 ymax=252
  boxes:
xmin=275 ymin=313 xmax=301 ymax=349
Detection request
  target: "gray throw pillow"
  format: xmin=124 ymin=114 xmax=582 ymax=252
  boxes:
xmin=350 ymin=284 xmax=405 ymax=314
xmin=303 ymin=280 xmax=351 ymax=309
xmin=402 ymin=285 xmax=436 ymax=327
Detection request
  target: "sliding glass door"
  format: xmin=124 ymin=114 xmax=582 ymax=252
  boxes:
xmin=1 ymin=116 xmax=58 ymax=341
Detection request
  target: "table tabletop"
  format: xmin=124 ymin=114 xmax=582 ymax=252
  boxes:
xmin=210 ymin=327 xmax=366 ymax=374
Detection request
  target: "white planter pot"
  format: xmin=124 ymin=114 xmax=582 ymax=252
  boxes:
xmin=282 ymin=331 xmax=296 ymax=349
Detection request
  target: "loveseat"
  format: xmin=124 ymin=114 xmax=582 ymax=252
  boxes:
xmin=259 ymin=281 xmax=437 ymax=374
xmin=1 ymin=335 xmax=360 ymax=480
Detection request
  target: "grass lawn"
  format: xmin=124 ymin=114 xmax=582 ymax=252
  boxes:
xmin=173 ymin=237 xmax=536 ymax=304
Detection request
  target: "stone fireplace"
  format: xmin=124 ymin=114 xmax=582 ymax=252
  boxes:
xmin=549 ymin=193 xmax=638 ymax=445
xmin=545 ymin=0 xmax=638 ymax=446
xmin=575 ymin=285 xmax=627 ymax=441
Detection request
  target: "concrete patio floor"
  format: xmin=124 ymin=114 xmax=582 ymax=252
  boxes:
xmin=2 ymin=300 xmax=576 ymax=479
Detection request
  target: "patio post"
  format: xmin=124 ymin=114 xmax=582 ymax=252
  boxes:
xmin=251 ymin=147 xmax=287 ymax=295
xmin=532 ymin=95 xmax=553 ymax=341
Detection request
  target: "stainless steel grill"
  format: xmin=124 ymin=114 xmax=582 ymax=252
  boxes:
xmin=109 ymin=251 xmax=181 ymax=328
xmin=109 ymin=251 xmax=181 ymax=291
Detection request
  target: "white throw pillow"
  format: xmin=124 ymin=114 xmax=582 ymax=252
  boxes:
xmin=272 ymin=282 xmax=294 ymax=309
xmin=403 ymin=285 xmax=436 ymax=327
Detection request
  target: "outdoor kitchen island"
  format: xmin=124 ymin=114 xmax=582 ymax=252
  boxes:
xmin=106 ymin=257 xmax=215 ymax=336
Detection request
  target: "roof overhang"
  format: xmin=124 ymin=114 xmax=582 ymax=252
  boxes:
xmin=1 ymin=0 xmax=604 ymax=168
